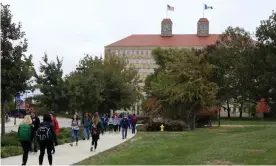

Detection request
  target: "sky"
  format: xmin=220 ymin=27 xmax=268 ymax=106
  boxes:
xmin=2 ymin=0 xmax=276 ymax=77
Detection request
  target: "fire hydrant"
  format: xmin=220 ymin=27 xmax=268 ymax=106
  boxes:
xmin=160 ymin=124 xmax=164 ymax=132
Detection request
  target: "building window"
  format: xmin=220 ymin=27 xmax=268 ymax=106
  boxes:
xmin=133 ymin=50 xmax=137 ymax=54
xmin=148 ymin=50 xmax=152 ymax=54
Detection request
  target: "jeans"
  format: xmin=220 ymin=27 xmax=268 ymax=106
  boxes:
xmin=82 ymin=127 xmax=90 ymax=139
xmin=122 ymin=128 xmax=127 ymax=138
xmin=71 ymin=129 xmax=79 ymax=143
xmin=20 ymin=141 xmax=31 ymax=165
xmin=30 ymin=131 xmax=38 ymax=152
xmin=39 ymin=140 xmax=53 ymax=165
xmin=131 ymin=123 xmax=136 ymax=134
xmin=91 ymin=134 xmax=99 ymax=149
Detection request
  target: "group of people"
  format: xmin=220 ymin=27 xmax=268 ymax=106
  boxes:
xmin=17 ymin=111 xmax=137 ymax=165
xmin=18 ymin=111 xmax=59 ymax=165
xmin=70 ymin=112 xmax=137 ymax=151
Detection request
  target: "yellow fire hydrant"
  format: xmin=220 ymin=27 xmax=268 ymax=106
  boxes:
xmin=160 ymin=124 xmax=164 ymax=132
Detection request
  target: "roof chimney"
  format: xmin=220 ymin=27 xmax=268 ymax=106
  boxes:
xmin=197 ymin=18 xmax=209 ymax=37
xmin=161 ymin=19 xmax=173 ymax=37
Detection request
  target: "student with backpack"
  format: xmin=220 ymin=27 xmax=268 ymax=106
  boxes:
xmin=30 ymin=111 xmax=40 ymax=153
xmin=131 ymin=114 xmax=137 ymax=134
xmin=49 ymin=112 xmax=59 ymax=154
xmin=90 ymin=112 xmax=104 ymax=152
xmin=120 ymin=115 xmax=129 ymax=139
xmin=18 ymin=115 xmax=33 ymax=165
xmin=70 ymin=114 xmax=80 ymax=146
xmin=37 ymin=114 xmax=58 ymax=165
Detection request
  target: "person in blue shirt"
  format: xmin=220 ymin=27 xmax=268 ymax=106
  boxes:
xmin=120 ymin=115 xmax=129 ymax=139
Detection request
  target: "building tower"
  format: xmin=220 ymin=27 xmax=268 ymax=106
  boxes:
xmin=197 ymin=18 xmax=209 ymax=36
xmin=161 ymin=18 xmax=173 ymax=37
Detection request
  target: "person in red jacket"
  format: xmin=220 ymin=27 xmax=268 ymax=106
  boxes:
xmin=49 ymin=112 xmax=59 ymax=154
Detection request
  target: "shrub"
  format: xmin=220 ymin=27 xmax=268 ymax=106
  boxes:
xmin=136 ymin=116 xmax=150 ymax=124
xmin=145 ymin=119 xmax=187 ymax=131
xmin=1 ymin=146 xmax=23 ymax=158
xmin=136 ymin=124 xmax=147 ymax=131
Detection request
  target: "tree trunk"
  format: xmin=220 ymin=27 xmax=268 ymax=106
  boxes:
xmin=190 ymin=111 xmax=196 ymax=130
xmin=239 ymin=102 xmax=243 ymax=119
xmin=1 ymin=100 xmax=7 ymax=136
xmin=226 ymin=99 xmax=231 ymax=118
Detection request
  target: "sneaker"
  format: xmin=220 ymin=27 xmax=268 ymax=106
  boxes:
xmin=76 ymin=142 xmax=78 ymax=146
xmin=70 ymin=143 xmax=73 ymax=146
xmin=122 ymin=137 xmax=125 ymax=139
xmin=90 ymin=147 xmax=93 ymax=151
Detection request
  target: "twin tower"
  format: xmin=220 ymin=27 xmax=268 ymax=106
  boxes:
xmin=161 ymin=18 xmax=210 ymax=37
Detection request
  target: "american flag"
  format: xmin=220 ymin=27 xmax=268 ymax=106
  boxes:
xmin=167 ymin=5 xmax=174 ymax=11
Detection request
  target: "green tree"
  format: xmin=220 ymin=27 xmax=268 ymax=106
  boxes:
xmin=253 ymin=11 xmax=276 ymax=116
xmin=1 ymin=4 xmax=34 ymax=135
xmin=35 ymin=54 xmax=67 ymax=112
xmin=64 ymin=55 xmax=141 ymax=115
xmin=206 ymin=26 xmax=255 ymax=118
xmin=145 ymin=48 xmax=218 ymax=129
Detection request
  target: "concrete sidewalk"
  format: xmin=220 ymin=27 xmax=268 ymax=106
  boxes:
xmin=1 ymin=130 xmax=135 ymax=165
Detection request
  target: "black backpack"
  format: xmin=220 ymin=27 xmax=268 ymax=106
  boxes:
xmin=36 ymin=126 xmax=52 ymax=142
xmin=122 ymin=119 xmax=128 ymax=128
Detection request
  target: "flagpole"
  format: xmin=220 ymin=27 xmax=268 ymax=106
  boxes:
xmin=202 ymin=3 xmax=205 ymax=18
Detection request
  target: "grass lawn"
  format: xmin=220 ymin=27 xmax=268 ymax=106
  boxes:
xmin=220 ymin=119 xmax=276 ymax=125
xmin=77 ymin=126 xmax=276 ymax=165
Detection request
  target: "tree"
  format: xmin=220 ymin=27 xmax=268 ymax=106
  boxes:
xmin=1 ymin=4 xmax=34 ymax=135
xmin=206 ymin=27 xmax=255 ymax=118
xmin=35 ymin=54 xmax=67 ymax=112
xmin=253 ymin=11 xmax=276 ymax=116
xmin=63 ymin=55 xmax=141 ymax=115
xmin=145 ymin=48 xmax=218 ymax=130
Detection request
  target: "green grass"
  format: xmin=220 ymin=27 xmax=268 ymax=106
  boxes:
xmin=220 ymin=119 xmax=276 ymax=125
xmin=77 ymin=126 xmax=276 ymax=165
xmin=1 ymin=127 xmax=82 ymax=158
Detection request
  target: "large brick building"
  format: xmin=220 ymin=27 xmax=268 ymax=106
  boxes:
xmin=104 ymin=17 xmax=257 ymax=118
xmin=104 ymin=17 xmax=219 ymax=81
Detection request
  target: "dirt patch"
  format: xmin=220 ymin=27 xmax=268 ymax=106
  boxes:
xmin=206 ymin=160 xmax=234 ymax=165
xmin=130 ymin=137 xmax=141 ymax=142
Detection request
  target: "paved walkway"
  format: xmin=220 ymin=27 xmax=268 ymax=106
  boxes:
xmin=1 ymin=129 xmax=135 ymax=165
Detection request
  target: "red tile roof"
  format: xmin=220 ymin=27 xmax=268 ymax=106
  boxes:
xmin=162 ymin=18 xmax=172 ymax=23
xmin=198 ymin=18 xmax=209 ymax=22
xmin=106 ymin=34 xmax=220 ymax=47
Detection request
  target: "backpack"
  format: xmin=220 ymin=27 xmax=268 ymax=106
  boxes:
xmin=36 ymin=126 xmax=52 ymax=142
xmin=122 ymin=119 xmax=128 ymax=128
xmin=132 ymin=117 xmax=137 ymax=123
xmin=91 ymin=124 xmax=98 ymax=135
xmin=18 ymin=124 xmax=31 ymax=141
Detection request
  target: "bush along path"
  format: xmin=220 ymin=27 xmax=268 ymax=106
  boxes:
xmin=1 ymin=129 xmax=135 ymax=165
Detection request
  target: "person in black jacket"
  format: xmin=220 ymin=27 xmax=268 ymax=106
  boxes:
xmin=37 ymin=114 xmax=58 ymax=165
xmin=30 ymin=111 xmax=40 ymax=153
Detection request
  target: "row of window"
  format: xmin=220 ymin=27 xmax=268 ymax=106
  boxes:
xmin=111 ymin=49 xmax=152 ymax=55
xmin=127 ymin=59 xmax=154 ymax=64
xmin=137 ymin=68 xmax=154 ymax=73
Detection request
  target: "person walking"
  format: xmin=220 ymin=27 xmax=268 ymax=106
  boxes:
xmin=131 ymin=114 xmax=137 ymax=134
xmin=37 ymin=114 xmax=58 ymax=165
xmin=120 ymin=115 xmax=129 ymax=139
xmin=30 ymin=111 xmax=40 ymax=153
xmin=82 ymin=112 xmax=91 ymax=140
xmin=108 ymin=116 xmax=114 ymax=133
xmin=90 ymin=112 xmax=104 ymax=152
xmin=49 ymin=112 xmax=59 ymax=154
xmin=70 ymin=114 xmax=80 ymax=146
xmin=18 ymin=115 xmax=32 ymax=165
